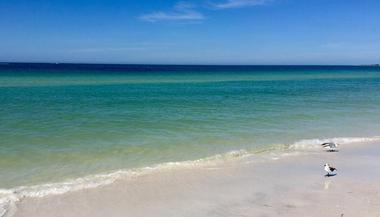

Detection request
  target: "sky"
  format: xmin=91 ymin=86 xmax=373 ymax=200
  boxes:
xmin=0 ymin=0 xmax=379 ymax=65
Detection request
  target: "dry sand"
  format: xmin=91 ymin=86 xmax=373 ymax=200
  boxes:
xmin=12 ymin=142 xmax=380 ymax=217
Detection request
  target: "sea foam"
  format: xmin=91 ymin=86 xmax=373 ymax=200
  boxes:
xmin=1 ymin=136 xmax=379 ymax=217
xmin=288 ymin=136 xmax=380 ymax=150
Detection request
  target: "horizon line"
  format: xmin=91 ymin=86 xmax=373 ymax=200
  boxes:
xmin=1 ymin=62 xmax=378 ymax=67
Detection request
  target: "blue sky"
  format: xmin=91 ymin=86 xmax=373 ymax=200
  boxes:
xmin=0 ymin=0 xmax=379 ymax=64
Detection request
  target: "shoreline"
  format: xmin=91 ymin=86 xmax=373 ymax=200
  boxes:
xmin=6 ymin=139 xmax=380 ymax=217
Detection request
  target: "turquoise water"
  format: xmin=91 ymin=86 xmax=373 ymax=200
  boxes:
xmin=1 ymin=66 xmax=380 ymax=189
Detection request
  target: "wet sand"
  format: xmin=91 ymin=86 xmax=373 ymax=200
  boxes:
xmin=12 ymin=142 xmax=380 ymax=217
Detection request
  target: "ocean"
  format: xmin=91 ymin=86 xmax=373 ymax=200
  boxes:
xmin=1 ymin=64 xmax=380 ymax=206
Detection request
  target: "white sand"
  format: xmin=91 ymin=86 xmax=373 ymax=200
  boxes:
xmin=11 ymin=142 xmax=380 ymax=217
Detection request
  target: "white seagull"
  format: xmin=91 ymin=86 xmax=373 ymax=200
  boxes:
xmin=321 ymin=142 xmax=339 ymax=152
xmin=324 ymin=163 xmax=337 ymax=177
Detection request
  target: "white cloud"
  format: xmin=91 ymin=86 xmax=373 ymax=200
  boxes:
xmin=139 ymin=2 xmax=205 ymax=22
xmin=213 ymin=0 xmax=271 ymax=9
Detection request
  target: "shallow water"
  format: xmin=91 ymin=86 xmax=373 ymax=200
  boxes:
xmin=1 ymin=65 xmax=380 ymax=189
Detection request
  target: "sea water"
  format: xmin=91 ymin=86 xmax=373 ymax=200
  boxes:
xmin=1 ymin=64 xmax=380 ymax=192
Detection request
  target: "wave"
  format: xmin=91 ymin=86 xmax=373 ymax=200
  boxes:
xmin=288 ymin=136 xmax=380 ymax=150
xmin=1 ymin=136 xmax=379 ymax=217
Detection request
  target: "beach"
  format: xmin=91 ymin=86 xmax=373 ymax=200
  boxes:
xmin=7 ymin=141 xmax=380 ymax=217
xmin=2 ymin=0 xmax=380 ymax=215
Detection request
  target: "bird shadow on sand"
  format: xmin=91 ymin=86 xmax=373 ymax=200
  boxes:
xmin=324 ymin=174 xmax=337 ymax=177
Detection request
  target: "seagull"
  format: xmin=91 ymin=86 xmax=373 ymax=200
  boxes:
xmin=321 ymin=142 xmax=339 ymax=152
xmin=324 ymin=163 xmax=337 ymax=177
